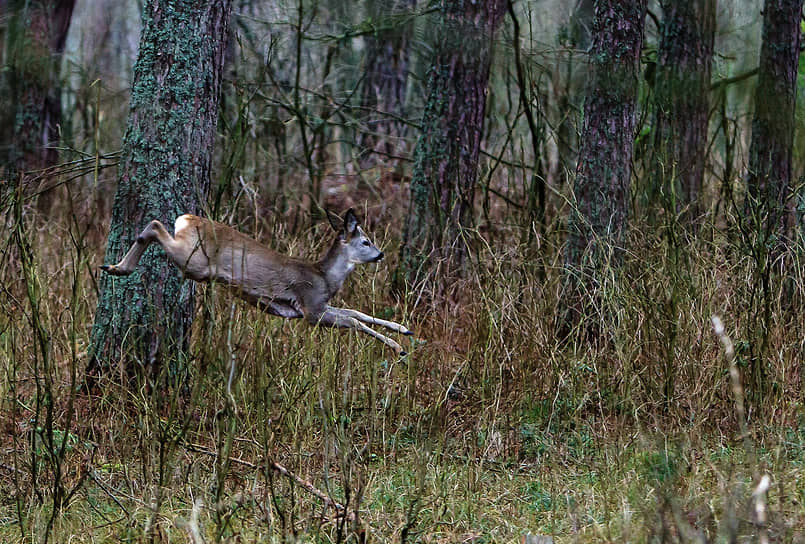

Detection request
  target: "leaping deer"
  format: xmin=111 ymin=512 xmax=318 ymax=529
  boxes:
xmin=101 ymin=209 xmax=413 ymax=355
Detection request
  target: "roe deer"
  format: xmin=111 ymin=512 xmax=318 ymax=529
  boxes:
xmin=101 ymin=209 xmax=413 ymax=355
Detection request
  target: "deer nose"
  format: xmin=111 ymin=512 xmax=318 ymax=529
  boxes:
xmin=373 ymin=251 xmax=384 ymax=262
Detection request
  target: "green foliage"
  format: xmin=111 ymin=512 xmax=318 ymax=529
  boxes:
xmin=635 ymin=450 xmax=679 ymax=484
xmin=523 ymin=482 xmax=552 ymax=512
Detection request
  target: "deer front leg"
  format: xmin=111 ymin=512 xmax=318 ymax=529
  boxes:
xmin=313 ymin=308 xmax=406 ymax=356
xmin=101 ymin=220 xmax=174 ymax=276
xmin=327 ymin=306 xmax=413 ymax=336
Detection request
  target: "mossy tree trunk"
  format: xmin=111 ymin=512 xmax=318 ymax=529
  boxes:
xmin=746 ymin=0 xmax=803 ymax=241
xmin=3 ymin=0 xmax=75 ymax=209
xmin=561 ymin=0 xmax=647 ymax=336
xmin=395 ymin=0 xmax=506 ymax=294
xmin=88 ymin=0 xmax=232 ymax=381
xmin=650 ymin=0 xmax=715 ymax=221
xmin=356 ymin=0 xmax=415 ymax=168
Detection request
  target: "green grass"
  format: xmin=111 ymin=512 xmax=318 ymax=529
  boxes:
xmin=1 ymin=426 xmax=802 ymax=542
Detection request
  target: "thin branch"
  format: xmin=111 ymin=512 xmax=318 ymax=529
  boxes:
xmin=710 ymin=67 xmax=759 ymax=90
xmin=184 ymin=443 xmax=356 ymax=522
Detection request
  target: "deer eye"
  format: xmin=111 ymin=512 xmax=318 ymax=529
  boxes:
xmin=362 ymin=240 xmax=371 ymax=246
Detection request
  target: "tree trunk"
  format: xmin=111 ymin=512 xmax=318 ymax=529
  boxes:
xmin=561 ymin=0 xmax=647 ymax=333
xmin=743 ymin=0 xmax=802 ymax=406
xmin=3 ymin=0 xmax=75 ymax=208
xmin=357 ymin=0 xmax=414 ymax=168
xmin=650 ymin=0 xmax=715 ymax=221
xmin=746 ymin=0 xmax=803 ymax=240
xmin=88 ymin=0 xmax=232 ymax=381
xmin=555 ymin=0 xmax=594 ymax=179
xmin=395 ymin=0 xmax=506 ymax=294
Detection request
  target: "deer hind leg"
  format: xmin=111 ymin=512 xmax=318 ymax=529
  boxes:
xmin=313 ymin=308 xmax=406 ymax=356
xmin=101 ymin=220 xmax=176 ymax=276
xmin=328 ymin=306 xmax=413 ymax=335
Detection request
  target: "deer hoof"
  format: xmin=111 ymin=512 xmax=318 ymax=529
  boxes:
xmin=403 ymin=329 xmax=414 ymax=336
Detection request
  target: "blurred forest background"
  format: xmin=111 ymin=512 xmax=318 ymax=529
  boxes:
xmin=1 ymin=0 xmax=804 ymax=542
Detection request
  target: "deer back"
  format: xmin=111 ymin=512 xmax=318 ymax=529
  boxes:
xmin=173 ymin=215 xmax=331 ymax=316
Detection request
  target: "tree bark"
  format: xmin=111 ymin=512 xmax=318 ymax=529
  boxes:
xmin=88 ymin=0 xmax=232 ymax=381
xmin=3 ymin=0 xmax=75 ymax=207
xmin=395 ymin=0 xmax=506 ymax=294
xmin=746 ymin=0 xmax=803 ymax=240
xmin=650 ymin=0 xmax=716 ymax=221
xmin=743 ymin=0 xmax=802 ymax=405
xmin=357 ymin=0 xmax=415 ymax=167
xmin=555 ymin=0 xmax=594 ymax=178
xmin=561 ymin=0 xmax=647 ymax=334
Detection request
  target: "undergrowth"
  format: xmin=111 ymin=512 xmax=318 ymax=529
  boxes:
xmin=0 ymin=190 xmax=803 ymax=542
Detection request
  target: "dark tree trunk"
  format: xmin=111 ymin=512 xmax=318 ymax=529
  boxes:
xmin=746 ymin=0 xmax=803 ymax=240
xmin=395 ymin=0 xmax=506 ymax=294
xmin=555 ymin=0 xmax=594 ymax=178
xmin=650 ymin=0 xmax=715 ymax=221
xmin=561 ymin=0 xmax=647 ymax=333
xmin=88 ymin=0 xmax=233 ymax=381
xmin=357 ymin=0 xmax=414 ymax=167
xmin=743 ymin=0 xmax=802 ymax=405
xmin=3 ymin=0 xmax=75 ymax=207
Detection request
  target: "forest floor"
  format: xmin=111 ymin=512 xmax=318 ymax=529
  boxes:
xmin=0 ymin=404 xmax=803 ymax=542
xmin=1 ymin=203 xmax=804 ymax=542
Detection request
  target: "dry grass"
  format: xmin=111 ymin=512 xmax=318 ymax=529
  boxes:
xmin=1 ymin=187 xmax=803 ymax=542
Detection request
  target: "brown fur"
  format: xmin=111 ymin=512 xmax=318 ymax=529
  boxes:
xmin=102 ymin=209 xmax=412 ymax=355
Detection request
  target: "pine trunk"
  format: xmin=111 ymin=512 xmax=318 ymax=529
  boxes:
xmin=743 ymin=0 xmax=802 ymax=405
xmin=4 ymin=0 xmax=75 ymax=207
xmin=746 ymin=0 xmax=803 ymax=239
xmin=650 ymin=0 xmax=715 ymax=220
xmin=357 ymin=0 xmax=414 ymax=167
xmin=562 ymin=0 xmax=647 ymax=332
xmin=88 ymin=0 xmax=232 ymax=380
xmin=396 ymin=0 xmax=506 ymax=294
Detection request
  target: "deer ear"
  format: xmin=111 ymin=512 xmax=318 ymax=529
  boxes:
xmin=343 ymin=208 xmax=359 ymax=236
xmin=326 ymin=209 xmax=343 ymax=233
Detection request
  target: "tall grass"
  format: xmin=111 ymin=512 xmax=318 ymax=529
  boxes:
xmin=0 ymin=178 xmax=803 ymax=542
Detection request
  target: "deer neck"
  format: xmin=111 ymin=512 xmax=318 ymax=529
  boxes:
xmin=317 ymin=239 xmax=355 ymax=297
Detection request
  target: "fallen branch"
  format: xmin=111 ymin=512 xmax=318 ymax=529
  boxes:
xmin=184 ymin=442 xmax=356 ymax=522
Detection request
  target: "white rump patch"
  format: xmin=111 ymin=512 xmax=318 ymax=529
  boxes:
xmin=174 ymin=214 xmax=193 ymax=235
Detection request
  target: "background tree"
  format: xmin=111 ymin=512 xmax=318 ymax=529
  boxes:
xmin=3 ymin=0 xmax=75 ymax=208
xmin=561 ymin=0 xmax=647 ymax=335
xmin=395 ymin=0 xmax=506 ymax=294
xmin=356 ymin=0 xmax=415 ymax=169
xmin=649 ymin=0 xmax=716 ymax=221
xmin=741 ymin=0 xmax=803 ymax=403
xmin=88 ymin=0 xmax=233 ymax=380
xmin=554 ymin=0 xmax=594 ymax=179
xmin=745 ymin=0 xmax=803 ymax=240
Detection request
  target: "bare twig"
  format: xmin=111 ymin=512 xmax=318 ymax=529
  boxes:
xmin=183 ymin=442 xmax=356 ymax=521
xmin=87 ymin=469 xmax=132 ymax=516
xmin=710 ymin=67 xmax=759 ymax=90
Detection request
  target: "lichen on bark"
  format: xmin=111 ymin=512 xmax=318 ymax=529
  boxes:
xmin=88 ymin=0 xmax=233 ymax=381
